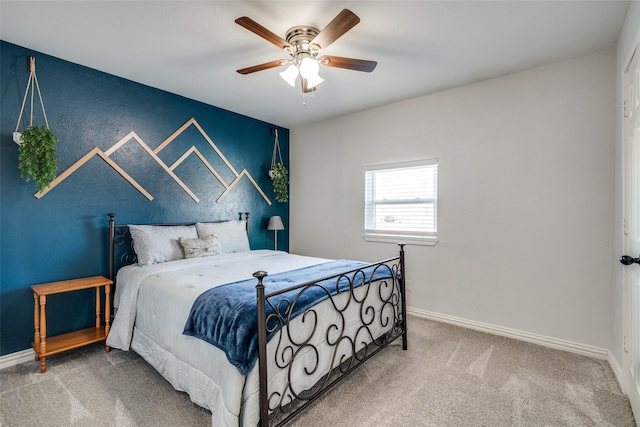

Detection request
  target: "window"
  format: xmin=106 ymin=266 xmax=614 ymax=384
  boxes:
xmin=364 ymin=159 xmax=438 ymax=245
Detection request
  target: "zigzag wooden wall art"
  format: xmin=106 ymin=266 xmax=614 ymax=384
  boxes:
xmin=34 ymin=118 xmax=272 ymax=205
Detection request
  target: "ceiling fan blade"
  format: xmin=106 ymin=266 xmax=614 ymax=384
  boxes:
xmin=320 ymin=56 xmax=377 ymax=72
xmin=301 ymin=77 xmax=316 ymax=93
xmin=235 ymin=16 xmax=290 ymax=50
xmin=311 ymin=9 xmax=360 ymax=50
xmin=237 ymin=60 xmax=286 ymax=75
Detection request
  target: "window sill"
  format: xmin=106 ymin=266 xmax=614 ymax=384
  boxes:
xmin=362 ymin=234 xmax=438 ymax=246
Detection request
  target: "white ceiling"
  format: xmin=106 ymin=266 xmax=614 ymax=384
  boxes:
xmin=0 ymin=1 xmax=630 ymax=129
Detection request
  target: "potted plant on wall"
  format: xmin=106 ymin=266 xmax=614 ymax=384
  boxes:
xmin=269 ymin=129 xmax=288 ymax=202
xmin=13 ymin=56 xmax=58 ymax=193
xmin=269 ymin=161 xmax=288 ymax=202
xmin=16 ymin=125 xmax=58 ymax=192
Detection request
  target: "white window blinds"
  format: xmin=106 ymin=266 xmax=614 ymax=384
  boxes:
xmin=364 ymin=159 xmax=438 ymax=244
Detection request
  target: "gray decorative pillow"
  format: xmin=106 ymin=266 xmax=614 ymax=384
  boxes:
xmin=179 ymin=234 xmax=222 ymax=259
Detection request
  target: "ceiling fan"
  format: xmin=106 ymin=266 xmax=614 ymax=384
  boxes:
xmin=235 ymin=9 xmax=377 ymax=93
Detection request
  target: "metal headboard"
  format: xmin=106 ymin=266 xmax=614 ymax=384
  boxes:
xmin=107 ymin=212 xmax=250 ymax=281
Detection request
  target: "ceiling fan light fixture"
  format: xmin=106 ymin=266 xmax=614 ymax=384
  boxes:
xmin=299 ymin=57 xmax=320 ymax=80
xmin=279 ymin=64 xmax=298 ymax=86
xmin=236 ymin=10 xmax=377 ymax=96
xmin=306 ymin=74 xmax=324 ymax=89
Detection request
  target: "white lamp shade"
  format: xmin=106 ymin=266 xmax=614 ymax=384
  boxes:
xmin=279 ymin=65 xmax=298 ymax=87
xmin=298 ymin=57 xmax=320 ymax=80
xmin=306 ymin=74 xmax=324 ymax=89
xmin=267 ymin=216 xmax=285 ymax=231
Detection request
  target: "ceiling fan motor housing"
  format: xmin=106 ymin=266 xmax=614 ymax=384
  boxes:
xmin=285 ymin=26 xmax=321 ymax=60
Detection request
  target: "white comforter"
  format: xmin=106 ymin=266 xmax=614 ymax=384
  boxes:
xmin=107 ymin=250 xmax=330 ymax=426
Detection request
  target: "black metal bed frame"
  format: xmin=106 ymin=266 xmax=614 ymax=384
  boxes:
xmin=107 ymin=213 xmax=407 ymax=427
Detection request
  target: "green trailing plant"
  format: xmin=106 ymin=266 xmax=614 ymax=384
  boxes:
xmin=270 ymin=162 xmax=289 ymax=203
xmin=18 ymin=125 xmax=58 ymax=193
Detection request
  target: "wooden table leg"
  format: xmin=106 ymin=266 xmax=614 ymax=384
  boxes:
xmin=95 ymin=286 xmax=101 ymax=328
xmin=33 ymin=293 xmax=40 ymax=361
xmin=105 ymin=283 xmax=111 ymax=352
xmin=39 ymin=295 xmax=47 ymax=373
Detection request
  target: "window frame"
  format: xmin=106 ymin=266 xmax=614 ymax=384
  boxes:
xmin=363 ymin=158 xmax=439 ymax=246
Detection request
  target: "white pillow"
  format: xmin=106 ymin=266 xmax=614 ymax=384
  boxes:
xmin=179 ymin=234 xmax=222 ymax=259
xmin=196 ymin=220 xmax=250 ymax=253
xmin=128 ymin=224 xmax=198 ymax=266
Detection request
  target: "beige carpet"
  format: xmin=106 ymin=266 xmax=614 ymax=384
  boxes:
xmin=1 ymin=316 xmax=635 ymax=426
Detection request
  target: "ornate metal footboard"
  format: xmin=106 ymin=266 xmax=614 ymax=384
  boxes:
xmin=254 ymin=244 xmax=407 ymax=427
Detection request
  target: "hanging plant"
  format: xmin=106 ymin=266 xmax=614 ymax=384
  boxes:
xmin=269 ymin=129 xmax=288 ymax=203
xmin=13 ymin=56 xmax=58 ymax=193
xmin=17 ymin=125 xmax=58 ymax=192
xmin=270 ymin=162 xmax=289 ymax=202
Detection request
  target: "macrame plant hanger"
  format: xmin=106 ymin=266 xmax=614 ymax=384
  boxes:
xmin=13 ymin=56 xmax=50 ymax=145
xmin=268 ymin=129 xmax=288 ymax=202
xmin=269 ymin=129 xmax=283 ymax=178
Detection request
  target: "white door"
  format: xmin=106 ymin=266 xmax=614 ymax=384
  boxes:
xmin=622 ymin=46 xmax=640 ymax=421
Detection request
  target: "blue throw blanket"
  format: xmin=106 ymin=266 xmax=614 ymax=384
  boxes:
xmin=183 ymin=259 xmax=395 ymax=375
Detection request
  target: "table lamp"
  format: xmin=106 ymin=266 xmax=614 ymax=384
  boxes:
xmin=267 ymin=216 xmax=284 ymax=250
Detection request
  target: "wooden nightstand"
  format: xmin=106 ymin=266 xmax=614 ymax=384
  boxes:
xmin=31 ymin=275 xmax=112 ymax=373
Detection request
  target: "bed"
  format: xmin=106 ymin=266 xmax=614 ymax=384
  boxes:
xmin=105 ymin=213 xmax=407 ymax=426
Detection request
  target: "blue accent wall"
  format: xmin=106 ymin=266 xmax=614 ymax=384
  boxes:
xmin=0 ymin=41 xmax=289 ymax=356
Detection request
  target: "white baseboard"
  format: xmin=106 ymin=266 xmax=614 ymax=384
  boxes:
xmin=608 ymin=351 xmax=624 ymax=390
xmin=0 ymin=348 xmax=35 ymax=370
xmin=408 ymin=307 xmax=609 ymax=360
xmin=1 ymin=308 xmax=622 ymax=391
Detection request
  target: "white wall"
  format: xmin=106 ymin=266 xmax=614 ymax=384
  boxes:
xmin=612 ymin=1 xmax=640 ymax=371
xmin=291 ymin=50 xmax=615 ymax=349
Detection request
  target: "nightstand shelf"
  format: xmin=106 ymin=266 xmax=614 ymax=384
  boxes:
xmin=31 ymin=276 xmax=112 ymax=373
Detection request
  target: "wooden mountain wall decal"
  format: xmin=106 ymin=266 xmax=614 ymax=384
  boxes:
xmin=34 ymin=118 xmax=272 ymax=205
